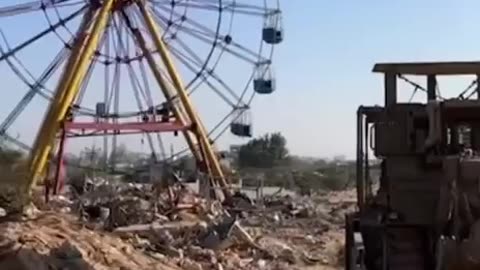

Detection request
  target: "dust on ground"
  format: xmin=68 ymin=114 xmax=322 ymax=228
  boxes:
xmin=0 ymin=181 xmax=355 ymax=270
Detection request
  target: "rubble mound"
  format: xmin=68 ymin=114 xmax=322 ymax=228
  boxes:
xmin=0 ymin=180 xmax=356 ymax=270
xmin=0 ymin=212 xmax=180 ymax=270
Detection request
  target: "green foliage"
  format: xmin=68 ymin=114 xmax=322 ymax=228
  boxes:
xmin=235 ymin=133 xmax=356 ymax=192
xmin=0 ymin=147 xmax=23 ymax=165
xmin=239 ymin=156 xmax=357 ymax=193
xmin=238 ymin=132 xmax=290 ymax=168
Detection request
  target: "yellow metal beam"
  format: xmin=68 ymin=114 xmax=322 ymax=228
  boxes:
xmin=127 ymin=25 xmax=203 ymax=163
xmin=137 ymin=2 xmax=229 ymax=197
xmin=27 ymin=8 xmax=98 ymax=189
xmin=30 ymin=8 xmax=98 ymax=156
xmin=26 ymin=1 xmax=114 ymax=193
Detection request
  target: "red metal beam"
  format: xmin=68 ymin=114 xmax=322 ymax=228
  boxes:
xmin=65 ymin=130 xmax=181 ymax=137
xmin=64 ymin=121 xmax=191 ymax=133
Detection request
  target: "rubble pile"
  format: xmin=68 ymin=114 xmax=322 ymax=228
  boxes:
xmin=0 ymin=180 xmax=356 ymax=270
xmin=241 ymin=190 xmax=356 ymax=269
xmin=0 ymin=212 xmax=180 ymax=270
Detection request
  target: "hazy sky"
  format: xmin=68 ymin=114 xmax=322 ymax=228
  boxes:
xmin=251 ymin=0 xmax=480 ymax=158
xmin=2 ymin=1 xmax=480 ymax=159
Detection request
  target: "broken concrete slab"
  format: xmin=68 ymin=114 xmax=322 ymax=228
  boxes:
xmin=114 ymin=220 xmax=209 ymax=235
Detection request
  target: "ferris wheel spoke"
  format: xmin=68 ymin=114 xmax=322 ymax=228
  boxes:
xmin=73 ymin=57 xmax=99 ymax=114
xmin=146 ymin=3 xmax=187 ymax=50
xmin=124 ymin=58 xmax=159 ymax=160
xmin=138 ymin=59 xmax=167 ymax=161
xmin=45 ymin=0 xmax=88 ymax=39
xmin=151 ymin=8 xmax=266 ymax=65
xmin=116 ymin=18 xmax=153 ymax=109
xmin=166 ymin=44 xmax=238 ymax=108
xmin=168 ymin=107 xmax=239 ymax=161
xmin=0 ymin=44 xmax=52 ymax=101
xmin=154 ymin=7 xmax=270 ymax=65
xmin=143 ymin=4 xmax=221 ymax=91
xmin=151 ymin=4 xmax=222 ymax=49
xmin=74 ymin=46 xmax=105 ymax=112
xmin=0 ymin=33 xmax=99 ymax=117
xmin=106 ymin=47 xmax=121 ymax=114
xmin=106 ymin=62 xmax=120 ymax=113
xmin=154 ymin=0 xmax=269 ymax=17
xmin=0 ymin=44 xmax=69 ymax=136
xmin=103 ymin=27 xmax=111 ymax=112
xmin=0 ymin=0 xmax=282 ymax=170
xmin=113 ymin=16 xmax=148 ymax=111
xmin=137 ymin=59 xmax=156 ymax=108
xmin=169 ymin=36 xmax=203 ymax=66
xmin=1 ymin=133 xmax=31 ymax=151
xmin=0 ymin=0 xmax=82 ymax=18
xmin=167 ymin=8 xmax=263 ymax=61
xmin=167 ymin=37 xmax=244 ymax=105
xmin=211 ymin=92 xmax=256 ymax=142
xmin=152 ymin=3 xmax=269 ymax=64
xmin=137 ymin=57 xmax=167 ymax=160
xmin=109 ymin=13 xmax=128 ymax=63
xmin=127 ymin=62 xmax=149 ymax=110
xmin=75 ymin=19 xmax=111 ymax=111
xmin=152 ymin=0 xmax=189 ymax=30
xmin=0 ymin=5 xmax=86 ymax=62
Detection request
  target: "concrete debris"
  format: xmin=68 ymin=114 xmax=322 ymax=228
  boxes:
xmin=0 ymin=213 xmax=180 ymax=270
xmin=114 ymin=220 xmax=209 ymax=235
xmin=0 ymin=177 xmax=355 ymax=270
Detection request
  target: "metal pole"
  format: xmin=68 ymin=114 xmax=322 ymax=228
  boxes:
xmin=26 ymin=1 xmax=114 ymax=193
xmin=427 ymin=75 xmax=437 ymax=101
xmin=126 ymin=24 xmax=202 ymax=163
xmin=385 ymin=73 xmax=397 ymax=107
xmin=471 ymin=75 xmax=480 ymax=150
xmin=29 ymin=8 xmax=97 ymax=158
xmin=53 ymin=128 xmax=67 ymax=195
xmin=137 ymin=3 xmax=230 ymax=199
xmin=356 ymin=107 xmax=365 ymax=211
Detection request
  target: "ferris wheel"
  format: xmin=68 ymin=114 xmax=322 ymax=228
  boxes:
xmin=0 ymin=0 xmax=284 ymax=195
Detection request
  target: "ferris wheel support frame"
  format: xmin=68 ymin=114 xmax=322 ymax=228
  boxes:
xmin=127 ymin=21 xmax=202 ymax=163
xmin=25 ymin=1 xmax=230 ymax=200
xmin=137 ymin=2 xmax=229 ymax=196
xmin=26 ymin=0 xmax=114 ymax=193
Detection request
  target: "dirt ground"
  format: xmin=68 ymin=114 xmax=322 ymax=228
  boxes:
xmin=0 ymin=212 xmax=180 ymax=270
xmin=0 ymin=185 xmax=356 ymax=270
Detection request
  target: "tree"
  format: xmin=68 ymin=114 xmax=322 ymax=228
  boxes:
xmin=0 ymin=147 xmax=23 ymax=165
xmin=237 ymin=132 xmax=290 ymax=168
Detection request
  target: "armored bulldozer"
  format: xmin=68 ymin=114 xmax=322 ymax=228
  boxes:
xmin=345 ymin=61 xmax=480 ymax=270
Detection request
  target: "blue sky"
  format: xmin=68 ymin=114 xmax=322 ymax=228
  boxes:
xmin=2 ymin=1 xmax=480 ymax=159
xmin=250 ymin=0 xmax=480 ymax=158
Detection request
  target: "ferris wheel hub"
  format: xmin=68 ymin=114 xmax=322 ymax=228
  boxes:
xmin=89 ymin=0 xmax=135 ymax=11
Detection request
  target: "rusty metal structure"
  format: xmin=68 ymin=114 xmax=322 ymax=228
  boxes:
xmin=0 ymin=0 xmax=284 ymax=200
xmin=346 ymin=61 xmax=480 ymax=270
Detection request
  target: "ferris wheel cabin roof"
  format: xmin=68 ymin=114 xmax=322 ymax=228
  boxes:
xmin=373 ymin=61 xmax=480 ymax=75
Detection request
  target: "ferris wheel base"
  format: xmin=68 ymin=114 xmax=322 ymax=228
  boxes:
xmin=63 ymin=120 xmax=191 ymax=137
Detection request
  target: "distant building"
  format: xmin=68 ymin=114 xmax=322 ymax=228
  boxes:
xmin=230 ymin=144 xmax=242 ymax=154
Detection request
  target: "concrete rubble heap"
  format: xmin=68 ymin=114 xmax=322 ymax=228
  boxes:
xmin=0 ymin=178 xmax=356 ymax=270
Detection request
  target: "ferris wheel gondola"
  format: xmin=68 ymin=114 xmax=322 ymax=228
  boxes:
xmin=0 ymin=0 xmax=284 ymax=196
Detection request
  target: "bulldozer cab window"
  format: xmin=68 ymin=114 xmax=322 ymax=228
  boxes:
xmin=446 ymin=125 xmax=472 ymax=153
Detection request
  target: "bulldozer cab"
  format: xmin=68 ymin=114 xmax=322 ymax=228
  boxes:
xmin=347 ymin=61 xmax=480 ymax=270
